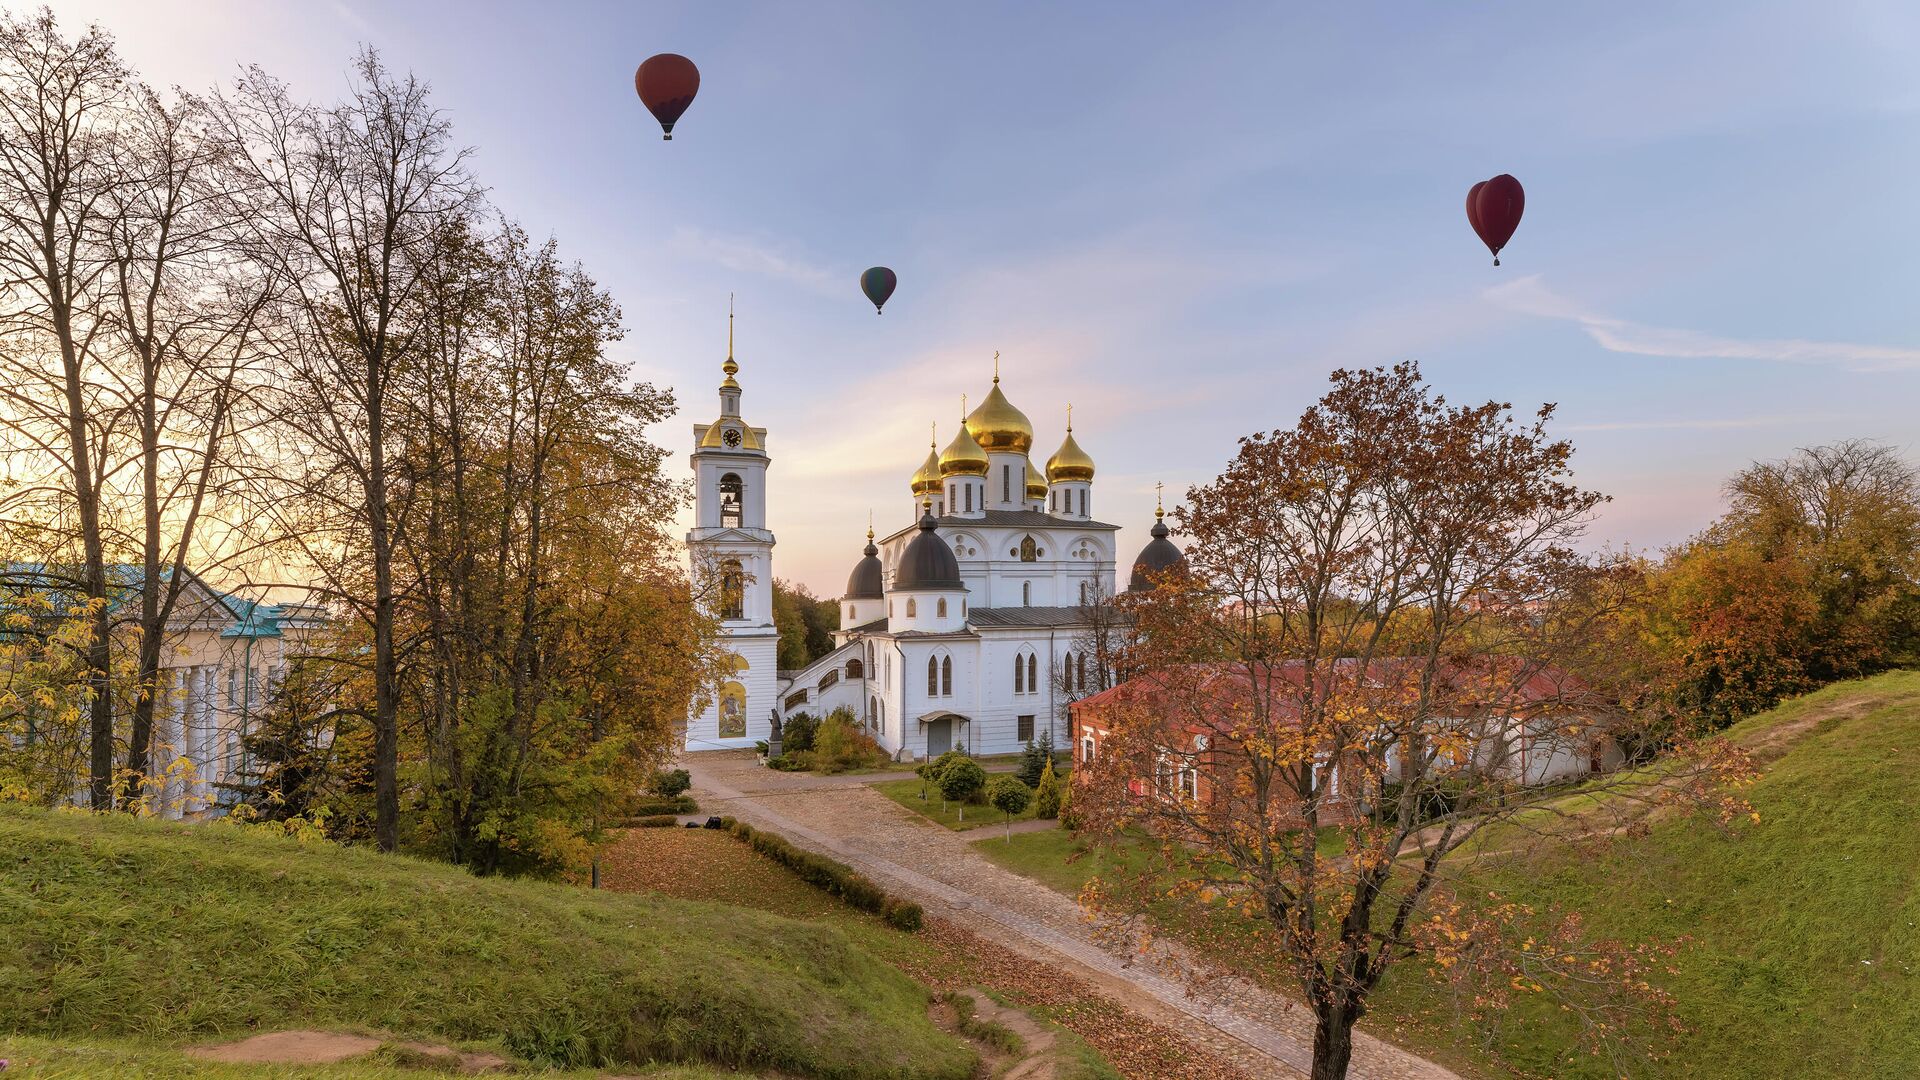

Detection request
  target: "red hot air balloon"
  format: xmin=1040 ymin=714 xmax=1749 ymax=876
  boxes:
xmin=1467 ymin=174 xmax=1525 ymax=265
xmin=861 ymin=267 xmax=897 ymax=314
xmin=635 ymin=54 xmax=700 ymax=141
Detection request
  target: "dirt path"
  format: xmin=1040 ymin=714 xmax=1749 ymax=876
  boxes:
xmin=186 ymin=1030 xmax=508 ymax=1073
xmin=686 ymin=751 xmax=1460 ymax=1080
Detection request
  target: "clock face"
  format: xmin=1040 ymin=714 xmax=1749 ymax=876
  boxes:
xmin=722 ymin=427 xmax=742 ymax=448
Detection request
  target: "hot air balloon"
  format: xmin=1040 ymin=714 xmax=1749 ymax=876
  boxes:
xmin=635 ymin=54 xmax=700 ymax=141
xmin=1466 ymin=174 xmax=1525 ymax=265
xmin=861 ymin=267 xmax=897 ymax=315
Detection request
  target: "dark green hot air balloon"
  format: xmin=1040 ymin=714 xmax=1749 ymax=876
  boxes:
xmin=860 ymin=266 xmax=897 ymax=314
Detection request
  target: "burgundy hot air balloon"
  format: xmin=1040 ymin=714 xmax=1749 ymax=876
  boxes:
xmin=635 ymin=54 xmax=700 ymax=141
xmin=1466 ymin=173 xmax=1525 ymax=266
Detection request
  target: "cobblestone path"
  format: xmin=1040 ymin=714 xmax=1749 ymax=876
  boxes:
xmin=685 ymin=751 xmax=1462 ymax=1080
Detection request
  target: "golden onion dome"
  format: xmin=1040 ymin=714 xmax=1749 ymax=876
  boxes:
xmin=965 ymin=364 xmax=1033 ymax=454
xmin=938 ymin=406 xmax=990 ymax=478
xmin=1046 ymin=427 xmax=1095 ymax=484
xmin=910 ymin=424 xmax=941 ymax=495
xmin=1023 ymin=455 xmax=1048 ymax=500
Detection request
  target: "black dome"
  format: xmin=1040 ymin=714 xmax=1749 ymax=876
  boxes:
xmin=845 ymin=537 xmax=883 ymax=599
xmin=1128 ymin=517 xmax=1185 ymax=592
xmin=893 ymin=511 xmax=964 ymax=590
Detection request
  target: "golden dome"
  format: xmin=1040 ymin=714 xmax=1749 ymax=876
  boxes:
xmin=938 ymin=401 xmax=990 ymax=478
xmin=910 ymin=424 xmax=941 ymax=495
xmin=965 ymin=360 xmax=1033 ymax=454
xmin=1023 ymin=455 xmax=1048 ymax=500
xmin=1046 ymin=404 xmax=1095 ymax=482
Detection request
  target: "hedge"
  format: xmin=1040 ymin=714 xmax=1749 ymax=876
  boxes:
xmin=630 ymin=814 xmax=681 ymax=828
xmin=629 ymin=794 xmax=697 ymax=817
xmin=720 ymin=817 xmax=925 ymax=932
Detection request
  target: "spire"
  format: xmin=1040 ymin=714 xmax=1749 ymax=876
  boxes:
xmin=721 ymin=293 xmax=739 ymax=388
xmin=1155 ymin=481 xmax=1165 ymax=520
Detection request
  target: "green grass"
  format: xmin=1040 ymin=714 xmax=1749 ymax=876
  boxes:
xmin=0 ymin=1035 xmax=749 ymax=1078
xmin=978 ymin=672 xmax=1920 ymax=1079
xmin=0 ymin=807 xmax=975 ymax=1080
xmin=1375 ymin=669 xmax=1920 ymax=1079
xmin=871 ymin=771 xmax=1044 ymax=831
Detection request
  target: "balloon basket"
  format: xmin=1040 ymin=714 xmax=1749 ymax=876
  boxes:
xmin=662 ymin=134 xmax=673 ymax=141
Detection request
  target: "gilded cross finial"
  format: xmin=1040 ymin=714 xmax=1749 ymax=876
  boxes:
xmin=930 ymin=421 xmax=936 ymax=448
xmin=993 ymin=350 xmax=1000 ymax=384
xmin=1067 ymin=402 xmax=1073 ymax=433
xmin=1155 ymin=481 xmax=1165 ymax=519
xmin=867 ymin=510 xmax=874 ymax=541
xmin=961 ymin=393 xmax=967 ymax=420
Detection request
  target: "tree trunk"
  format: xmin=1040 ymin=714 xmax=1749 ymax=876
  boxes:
xmin=367 ymin=370 xmax=399 ymax=852
xmin=1310 ymin=1002 xmax=1358 ymax=1080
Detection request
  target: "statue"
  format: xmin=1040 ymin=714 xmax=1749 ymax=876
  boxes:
xmin=766 ymin=708 xmax=784 ymax=761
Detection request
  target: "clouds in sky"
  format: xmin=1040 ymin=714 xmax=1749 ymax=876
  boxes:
xmin=1487 ymin=274 xmax=1920 ymax=373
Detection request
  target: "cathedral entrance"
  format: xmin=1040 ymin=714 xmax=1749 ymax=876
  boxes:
xmin=927 ymin=716 xmax=952 ymax=756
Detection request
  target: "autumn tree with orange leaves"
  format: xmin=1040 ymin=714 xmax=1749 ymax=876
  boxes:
xmin=1074 ymin=364 xmax=1755 ymax=1080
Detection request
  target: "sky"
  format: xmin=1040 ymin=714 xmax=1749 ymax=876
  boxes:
xmin=46 ymin=0 xmax=1920 ymax=596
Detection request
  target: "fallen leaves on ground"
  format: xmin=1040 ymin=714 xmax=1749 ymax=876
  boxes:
xmin=600 ymin=827 xmax=1253 ymax=1080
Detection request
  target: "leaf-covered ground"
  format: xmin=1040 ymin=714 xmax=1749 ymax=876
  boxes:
xmin=601 ymin=827 xmax=1252 ymax=1080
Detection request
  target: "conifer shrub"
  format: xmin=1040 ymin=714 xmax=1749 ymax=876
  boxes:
xmin=783 ymin=711 xmax=819 ymax=754
xmin=1033 ymin=757 xmax=1063 ymax=819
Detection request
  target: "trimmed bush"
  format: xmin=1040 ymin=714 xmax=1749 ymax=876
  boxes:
xmin=632 ymin=814 xmax=680 ymax=828
xmin=937 ymin=757 xmax=987 ymax=819
xmin=720 ymin=817 xmax=924 ymax=932
xmin=883 ymin=897 xmax=925 ymax=932
xmin=649 ymin=768 xmax=692 ymax=797
xmin=630 ymin=794 xmax=697 ymax=817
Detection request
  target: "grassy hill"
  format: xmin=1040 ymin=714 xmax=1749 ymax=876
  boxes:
xmin=1380 ymin=669 xmax=1920 ymax=1078
xmin=0 ymin=807 xmax=975 ymax=1079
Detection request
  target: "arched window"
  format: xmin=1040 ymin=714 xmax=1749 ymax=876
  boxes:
xmin=1027 ymin=652 xmax=1038 ymax=693
xmin=869 ymin=695 xmax=877 ymax=723
xmin=941 ymin=655 xmax=953 ymax=695
xmin=719 ymin=559 xmax=744 ymax=620
xmin=965 ymin=484 xmax=973 ymax=513
xmin=1077 ymin=651 xmax=1087 ymax=691
xmin=1002 ymin=465 xmax=1011 ymax=503
xmin=1022 ymin=581 xmax=1031 ymax=606
xmin=719 ymin=473 xmax=743 ymax=528
xmin=906 ymin=598 xmax=917 ymax=618
xmin=936 ymin=597 xmax=947 ymax=618
xmin=1013 ymin=653 xmax=1025 ymax=694
xmin=927 ymin=655 xmax=939 ymax=695
xmin=1064 ymin=651 xmax=1075 ymax=690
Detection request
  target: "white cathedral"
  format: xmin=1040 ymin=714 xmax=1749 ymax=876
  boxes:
xmin=684 ymin=333 xmax=1184 ymax=760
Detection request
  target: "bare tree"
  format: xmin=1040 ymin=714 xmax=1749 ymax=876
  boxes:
xmin=209 ymin=50 xmax=478 ymax=850
xmin=0 ymin=10 xmax=132 ymax=807
xmin=101 ymin=82 xmax=277 ymax=800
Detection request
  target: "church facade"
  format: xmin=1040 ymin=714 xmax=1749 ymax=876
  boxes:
xmin=684 ymin=341 xmax=1180 ymax=760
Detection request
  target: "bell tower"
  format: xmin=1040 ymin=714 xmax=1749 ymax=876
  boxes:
xmin=686 ymin=300 xmax=778 ymax=750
